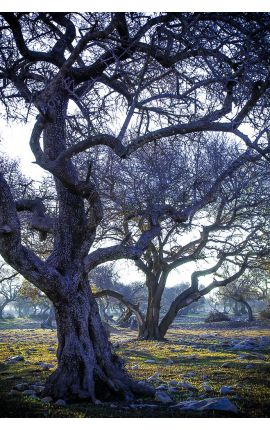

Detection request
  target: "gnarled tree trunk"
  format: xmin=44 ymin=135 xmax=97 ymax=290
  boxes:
xmin=44 ymin=280 xmax=153 ymax=401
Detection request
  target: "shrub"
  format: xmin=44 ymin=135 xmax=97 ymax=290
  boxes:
xmin=5 ymin=314 xmax=15 ymax=320
xmin=205 ymin=311 xmax=231 ymax=323
xmin=259 ymin=307 xmax=270 ymax=320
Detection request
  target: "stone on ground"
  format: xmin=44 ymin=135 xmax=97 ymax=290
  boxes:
xmin=220 ymin=386 xmax=234 ymax=395
xmin=171 ymin=397 xmax=238 ymax=413
xmin=155 ymin=391 xmax=173 ymax=404
xmin=41 ymin=396 xmax=53 ymax=403
xmin=55 ymin=399 xmax=66 ymax=406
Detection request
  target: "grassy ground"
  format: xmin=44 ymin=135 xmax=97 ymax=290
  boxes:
xmin=0 ymin=319 xmax=269 ymax=418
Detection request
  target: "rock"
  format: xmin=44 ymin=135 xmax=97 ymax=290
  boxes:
xmin=41 ymin=363 xmax=54 ymax=370
xmin=55 ymin=399 xmax=66 ymax=406
xmin=22 ymin=389 xmax=37 ymax=396
xmin=148 ymin=372 xmax=160 ymax=379
xmin=171 ymin=397 xmax=238 ymax=413
xmin=202 ymin=375 xmax=209 ymax=380
xmin=179 ymin=382 xmax=197 ymax=391
xmin=169 ymin=380 xmax=178 ymax=386
xmin=220 ymin=386 xmax=234 ymax=395
xmin=221 ymin=362 xmax=230 ymax=368
xmin=41 ymin=396 xmax=53 ymax=403
xmin=202 ymin=384 xmax=213 ymax=392
xmin=184 ymin=372 xmax=196 ymax=378
xmin=166 ymin=359 xmax=174 ymax=365
xmin=130 ymin=404 xmax=158 ymax=409
xmin=14 ymin=383 xmax=29 ymax=391
xmin=137 ymin=380 xmax=149 ymax=387
xmin=144 ymin=359 xmax=156 ymax=364
xmin=131 ymin=364 xmax=139 ymax=370
xmin=30 ymin=385 xmax=44 ymax=394
xmin=156 ymin=384 xmax=167 ymax=391
xmin=48 ymin=347 xmax=56 ymax=353
xmin=167 ymin=387 xmax=178 ymax=394
xmin=147 ymin=375 xmax=160 ymax=382
xmin=239 ymin=353 xmax=265 ymax=360
xmin=155 ymin=391 xmax=173 ymax=404
xmin=231 ymin=339 xmax=257 ymax=351
xmin=6 ymin=355 xmax=24 ymax=364
xmin=186 ymin=355 xmax=196 ymax=359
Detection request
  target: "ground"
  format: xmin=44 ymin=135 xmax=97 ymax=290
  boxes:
xmin=0 ymin=316 xmax=269 ymax=418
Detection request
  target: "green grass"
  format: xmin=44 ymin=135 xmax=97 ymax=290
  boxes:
xmin=0 ymin=322 xmax=269 ymax=417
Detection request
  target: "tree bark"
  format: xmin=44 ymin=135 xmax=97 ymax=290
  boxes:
xmin=44 ymin=281 xmax=153 ymax=401
xmin=139 ymin=278 xmax=164 ymax=340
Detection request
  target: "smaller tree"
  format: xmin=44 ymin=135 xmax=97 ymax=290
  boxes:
xmin=216 ymin=269 xmax=270 ymax=322
xmin=90 ymin=264 xmax=146 ymax=331
xmin=18 ymin=279 xmax=52 ymax=322
xmin=93 ymin=136 xmax=270 ymax=339
xmin=0 ymin=260 xmax=19 ymax=318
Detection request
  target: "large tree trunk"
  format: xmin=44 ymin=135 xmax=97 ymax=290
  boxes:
xmin=139 ymin=282 xmax=163 ymax=340
xmin=44 ymin=282 xmax=153 ymax=402
xmin=140 ymin=304 xmax=162 ymax=340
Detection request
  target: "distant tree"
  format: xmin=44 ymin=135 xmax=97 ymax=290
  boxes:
xmin=0 ymin=260 xmax=19 ymax=318
xmin=90 ymin=264 xmax=146 ymax=330
xmin=95 ymin=138 xmax=270 ymax=339
xmin=216 ymin=269 xmax=270 ymax=321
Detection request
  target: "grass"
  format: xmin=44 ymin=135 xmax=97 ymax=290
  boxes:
xmin=0 ymin=321 xmax=269 ymax=417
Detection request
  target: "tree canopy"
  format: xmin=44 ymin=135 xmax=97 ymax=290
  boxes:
xmin=1 ymin=12 xmax=270 ymax=401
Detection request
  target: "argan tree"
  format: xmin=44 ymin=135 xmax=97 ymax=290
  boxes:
xmin=95 ymin=137 xmax=270 ymax=339
xmin=0 ymin=259 xmax=19 ymax=318
xmin=1 ymin=12 xmax=270 ymax=401
xmin=216 ymin=268 xmax=270 ymax=321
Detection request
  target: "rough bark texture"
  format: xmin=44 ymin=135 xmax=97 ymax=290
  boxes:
xmin=37 ymin=92 xmax=145 ymax=401
xmin=137 ymin=276 xmax=164 ymax=340
xmin=44 ymin=282 xmax=153 ymax=401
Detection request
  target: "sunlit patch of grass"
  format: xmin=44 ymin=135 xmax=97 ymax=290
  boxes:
xmin=0 ymin=323 xmax=269 ymax=417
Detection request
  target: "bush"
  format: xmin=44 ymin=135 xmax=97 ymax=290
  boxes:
xmin=205 ymin=311 xmax=231 ymax=323
xmin=259 ymin=307 xmax=270 ymax=320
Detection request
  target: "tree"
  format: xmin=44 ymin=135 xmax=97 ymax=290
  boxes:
xmin=18 ymin=278 xmax=52 ymax=321
xmin=0 ymin=260 xmax=19 ymax=318
xmin=1 ymin=12 xmax=270 ymax=401
xmin=216 ymin=268 xmax=270 ymax=321
xmin=90 ymin=264 xmax=146 ymax=330
xmin=95 ymin=137 xmax=270 ymax=339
